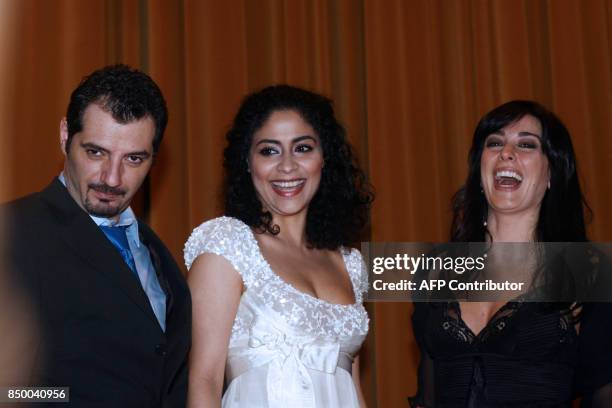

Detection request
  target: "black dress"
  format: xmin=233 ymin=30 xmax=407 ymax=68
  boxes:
xmin=410 ymin=301 xmax=612 ymax=407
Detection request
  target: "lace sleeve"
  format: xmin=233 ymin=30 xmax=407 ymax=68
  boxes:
xmin=183 ymin=216 xmax=255 ymax=286
xmin=345 ymin=248 xmax=369 ymax=303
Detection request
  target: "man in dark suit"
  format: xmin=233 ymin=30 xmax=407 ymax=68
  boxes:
xmin=4 ymin=65 xmax=191 ymax=407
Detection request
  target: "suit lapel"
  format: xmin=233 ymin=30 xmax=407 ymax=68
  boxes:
xmin=40 ymin=178 xmax=160 ymax=327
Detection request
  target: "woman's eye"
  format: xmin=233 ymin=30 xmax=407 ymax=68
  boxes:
xmin=518 ymin=141 xmax=538 ymax=149
xmin=295 ymin=144 xmax=313 ymax=153
xmin=485 ymin=139 xmax=503 ymax=148
xmin=259 ymin=147 xmax=278 ymax=156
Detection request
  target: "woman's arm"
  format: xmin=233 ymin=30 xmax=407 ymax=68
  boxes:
xmin=352 ymin=355 xmax=368 ymax=408
xmin=187 ymin=253 xmax=243 ymax=408
xmin=582 ymin=383 xmax=612 ymax=407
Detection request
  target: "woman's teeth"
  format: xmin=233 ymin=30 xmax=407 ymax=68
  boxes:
xmin=271 ymin=180 xmax=305 ymax=189
xmin=495 ymin=170 xmax=523 ymax=182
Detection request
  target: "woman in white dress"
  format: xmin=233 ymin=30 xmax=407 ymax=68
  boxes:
xmin=184 ymin=85 xmax=374 ymax=407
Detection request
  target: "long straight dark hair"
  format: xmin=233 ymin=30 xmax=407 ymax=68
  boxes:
xmin=451 ymin=100 xmax=591 ymax=242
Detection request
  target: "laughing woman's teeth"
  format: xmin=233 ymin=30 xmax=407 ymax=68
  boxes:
xmin=495 ymin=170 xmax=523 ymax=182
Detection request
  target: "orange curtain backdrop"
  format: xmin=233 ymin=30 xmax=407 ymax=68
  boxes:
xmin=1 ymin=1 xmax=611 ymax=406
xmin=0 ymin=0 xmax=19 ymax=198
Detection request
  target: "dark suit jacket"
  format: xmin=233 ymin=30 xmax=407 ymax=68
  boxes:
xmin=4 ymin=178 xmax=191 ymax=407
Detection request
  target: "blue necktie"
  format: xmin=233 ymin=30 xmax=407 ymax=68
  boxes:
xmin=100 ymin=225 xmax=138 ymax=278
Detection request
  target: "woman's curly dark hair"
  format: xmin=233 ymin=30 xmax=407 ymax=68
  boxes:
xmin=451 ymin=100 xmax=591 ymax=242
xmin=224 ymin=84 xmax=373 ymax=250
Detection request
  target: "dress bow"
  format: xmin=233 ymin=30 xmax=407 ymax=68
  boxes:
xmin=248 ymin=320 xmax=340 ymax=408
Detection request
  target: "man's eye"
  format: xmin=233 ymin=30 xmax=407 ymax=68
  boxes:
xmin=126 ymin=155 xmax=144 ymax=164
xmin=259 ymin=147 xmax=278 ymax=156
xmin=295 ymin=144 xmax=313 ymax=153
xmin=86 ymin=149 xmax=103 ymax=157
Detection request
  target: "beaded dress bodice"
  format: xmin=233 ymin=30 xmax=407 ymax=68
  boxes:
xmin=185 ymin=216 xmax=369 ymax=408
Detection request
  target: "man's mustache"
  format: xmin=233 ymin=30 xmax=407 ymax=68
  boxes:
xmin=88 ymin=183 xmax=126 ymax=196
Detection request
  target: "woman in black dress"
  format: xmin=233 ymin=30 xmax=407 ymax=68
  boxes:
xmin=410 ymin=100 xmax=612 ymax=407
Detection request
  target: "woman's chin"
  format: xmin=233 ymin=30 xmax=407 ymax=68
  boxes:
xmin=267 ymin=205 xmax=309 ymax=218
xmin=488 ymin=201 xmax=541 ymax=217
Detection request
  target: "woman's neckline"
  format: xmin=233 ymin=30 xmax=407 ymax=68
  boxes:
xmin=240 ymin=219 xmax=361 ymax=308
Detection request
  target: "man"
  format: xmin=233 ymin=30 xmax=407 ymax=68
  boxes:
xmin=4 ymin=65 xmax=191 ymax=407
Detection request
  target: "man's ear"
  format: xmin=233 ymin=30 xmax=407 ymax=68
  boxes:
xmin=59 ymin=118 xmax=69 ymax=155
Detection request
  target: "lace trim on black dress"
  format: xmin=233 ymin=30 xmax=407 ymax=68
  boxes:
xmin=409 ymin=302 xmax=596 ymax=408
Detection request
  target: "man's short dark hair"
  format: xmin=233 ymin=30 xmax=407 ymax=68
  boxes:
xmin=65 ymin=64 xmax=168 ymax=153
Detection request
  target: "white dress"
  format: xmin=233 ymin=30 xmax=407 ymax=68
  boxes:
xmin=184 ymin=216 xmax=369 ymax=408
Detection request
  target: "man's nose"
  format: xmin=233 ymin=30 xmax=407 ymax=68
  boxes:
xmin=101 ymin=158 xmax=123 ymax=187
